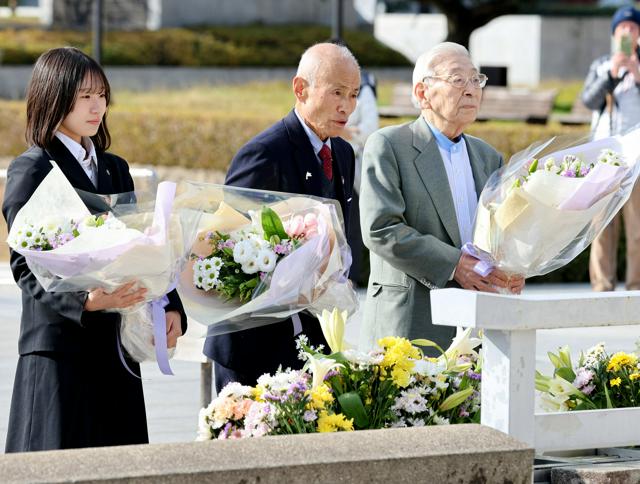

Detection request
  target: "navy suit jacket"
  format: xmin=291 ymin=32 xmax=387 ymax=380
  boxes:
xmin=203 ymin=109 xmax=355 ymax=374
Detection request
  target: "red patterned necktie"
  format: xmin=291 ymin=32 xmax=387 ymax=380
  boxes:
xmin=318 ymin=144 xmax=333 ymax=181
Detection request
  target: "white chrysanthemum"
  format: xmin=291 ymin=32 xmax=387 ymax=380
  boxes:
xmin=102 ymin=215 xmax=126 ymax=230
xmin=257 ymin=369 xmax=302 ymax=394
xmin=218 ymin=382 xmax=253 ymax=399
xmin=413 ymin=358 xmax=446 ymax=377
xmin=432 ymin=415 xmax=450 ymax=425
xmin=233 ymin=240 xmax=255 ymax=264
xmin=342 ymin=349 xmax=384 ymax=367
xmin=257 ymin=248 xmax=277 ymax=272
xmin=406 ymin=417 xmax=426 ymax=427
xmin=193 ymin=258 xmax=219 ymax=291
xmin=195 ymin=406 xmax=214 ymax=441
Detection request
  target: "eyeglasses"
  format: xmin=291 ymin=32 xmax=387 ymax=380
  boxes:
xmin=424 ymin=73 xmax=488 ymax=89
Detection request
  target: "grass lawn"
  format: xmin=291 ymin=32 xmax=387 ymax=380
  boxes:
xmin=0 ymin=80 xmax=587 ymax=170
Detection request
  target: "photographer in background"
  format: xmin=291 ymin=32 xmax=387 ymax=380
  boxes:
xmin=582 ymin=5 xmax=640 ymax=292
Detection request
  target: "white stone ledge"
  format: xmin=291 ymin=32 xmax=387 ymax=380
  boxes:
xmin=431 ymin=288 xmax=640 ymax=330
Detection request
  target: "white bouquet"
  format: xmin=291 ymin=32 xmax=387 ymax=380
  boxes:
xmin=7 ymin=163 xmax=199 ymax=373
xmin=470 ymin=127 xmax=640 ymax=278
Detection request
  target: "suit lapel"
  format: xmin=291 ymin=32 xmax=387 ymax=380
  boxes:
xmin=283 ymin=110 xmax=324 ymax=197
xmin=463 ymin=134 xmax=490 ymax=197
xmin=411 ymin=118 xmax=462 ymax=248
xmin=45 ymin=137 xmax=96 ymax=193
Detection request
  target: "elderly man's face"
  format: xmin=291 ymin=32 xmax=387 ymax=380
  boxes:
xmin=296 ymin=62 xmax=360 ymax=140
xmin=424 ymin=54 xmax=482 ymax=129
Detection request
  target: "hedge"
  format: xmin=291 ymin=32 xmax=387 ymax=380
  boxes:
xmin=0 ymin=25 xmax=410 ymax=66
xmin=0 ymin=101 xmax=615 ymax=285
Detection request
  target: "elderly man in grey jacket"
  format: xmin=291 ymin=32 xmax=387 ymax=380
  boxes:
xmin=359 ymin=42 xmax=524 ymax=352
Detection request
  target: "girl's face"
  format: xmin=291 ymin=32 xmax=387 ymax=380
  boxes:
xmin=58 ymin=75 xmax=107 ymax=144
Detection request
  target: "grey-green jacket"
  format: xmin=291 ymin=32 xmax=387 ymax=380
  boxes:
xmin=358 ymin=116 xmax=503 ymax=351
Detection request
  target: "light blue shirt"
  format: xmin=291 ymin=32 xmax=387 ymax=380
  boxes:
xmin=426 ymin=120 xmax=478 ymax=246
xmin=294 ymin=108 xmax=332 ymax=164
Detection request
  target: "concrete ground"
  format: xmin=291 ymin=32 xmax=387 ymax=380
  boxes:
xmin=2 ymin=262 xmax=640 ymax=450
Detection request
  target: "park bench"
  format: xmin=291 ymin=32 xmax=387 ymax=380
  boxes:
xmin=378 ymin=83 xmax=557 ymax=124
xmin=553 ymin=98 xmax=593 ymax=126
xmin=431 ymin=289 xmax=640 ymax=454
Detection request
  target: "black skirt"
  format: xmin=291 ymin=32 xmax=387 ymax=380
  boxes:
xmin=4 ymin=322 xmax=148 ymax=452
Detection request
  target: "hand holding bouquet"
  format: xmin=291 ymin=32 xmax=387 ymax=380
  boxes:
xmin=7 ymin=163 xmax=199 ymax=373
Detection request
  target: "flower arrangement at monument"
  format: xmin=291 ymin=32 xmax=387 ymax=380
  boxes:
xmin=536 ymin=343 xmax=640 ymax=412
xmin=196 ymin=309 xmax=482 ymax=440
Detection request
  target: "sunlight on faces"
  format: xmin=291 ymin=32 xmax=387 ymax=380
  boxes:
xmin=294 ymin=61 xmax=360 ymax=141
xmin=416 ymin=53 xmax=482 ymax=137
xmin=58 ymin=73 xmax=107 ymax=143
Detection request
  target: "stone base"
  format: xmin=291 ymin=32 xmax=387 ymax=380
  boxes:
xmin=0 ymin=424 xmax=532 ymax=483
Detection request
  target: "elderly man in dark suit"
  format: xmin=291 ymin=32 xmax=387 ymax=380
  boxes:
xmin=359 ymin=42 xmax=524 ymax=353
xmin=203 ymin=42 xmax=361 ymax=391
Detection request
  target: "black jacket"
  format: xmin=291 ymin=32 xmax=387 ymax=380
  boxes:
xmin=2 ymin=137 xmax=186 ymax=355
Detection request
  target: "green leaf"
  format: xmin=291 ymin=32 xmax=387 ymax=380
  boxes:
xmin=547 ymin=351 xmax=563 ymax=370
xmin=604 ymin=381 xmax=614 ymax=409
xmin=439 ymin=387 xmax=474 ymax=412
xmin=411 ymin=338 xmax=444 ymax=355
xmin=261 ymin=207 xmax=288 ymax=241
xmin=556 ymin=367 xmax=576 ymax=383
xmin=528 ymin=158 xmax=538 ymax=174
xmin=337 ymin=392 xmax=370 ymax=428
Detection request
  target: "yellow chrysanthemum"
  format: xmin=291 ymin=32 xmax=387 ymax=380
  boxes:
xmin=610 ymin=377 xmax=622 ymax=387
xmin=631 ymin=373 xmax=640 ymax=381
xmin=317 ymin=411 xmax=354 ymax=433
xmin=306 ymin=384 xmax=334 ymax=410
xmin=377 ymin=337 xmax=421 ymax=388
xmin=252 ymin=385 xmax=265 ymax=402
xmin=607 ymin=352 xmax=638 ymax=372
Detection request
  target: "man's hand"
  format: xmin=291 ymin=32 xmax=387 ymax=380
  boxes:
xmin=84 ymin=281 xmax=147 ymax=311
xmin=454 ymin=253 xmax=523 ymax=294
xmin=166 ymin=310 xmax=182 ymax=349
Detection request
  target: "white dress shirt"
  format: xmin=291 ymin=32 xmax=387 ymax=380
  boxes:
xmin=55 ymin=131 xmax=98 ymax=187
xmin=294 ymin=108 xmax=332 ymax=163
xmin=426 ymin=120 xmax=478 ymax=246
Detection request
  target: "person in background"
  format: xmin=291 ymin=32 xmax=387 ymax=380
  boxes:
xmin=2 ymin=47 xmax=187 ymax=452
xmin=203 ymin=42 xmax=360 ymax=392
xmin=358 ymin=42 xmax=524 ymax=353
xmin=582 ymin=5 xmax=640 ymax=291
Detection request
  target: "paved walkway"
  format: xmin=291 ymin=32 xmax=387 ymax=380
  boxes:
xmin=2 ymin=262 xmax=640 ymax=450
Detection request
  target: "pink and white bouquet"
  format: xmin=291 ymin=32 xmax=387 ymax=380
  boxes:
xmin=470 ymin=127 xmax=640 ymax=278
xmin=176 ymin=183 xmax=358 ymax=335
xmin=7 ymin=163 xmax=199 ymax=373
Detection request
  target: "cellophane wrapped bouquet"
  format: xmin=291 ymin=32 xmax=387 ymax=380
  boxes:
xmin=471 ymin=127 xmax=640 ymax=278
xmin=6 ymin=163 xmax=200 ymax=373
xmin=196 ymin=309 xmax=482 ymax=440
xmin=175 ymin=183 xmax=358 ymax=335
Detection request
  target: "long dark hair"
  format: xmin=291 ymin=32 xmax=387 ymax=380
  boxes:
xmin=25 ymin=47 xmax=111 ymax=151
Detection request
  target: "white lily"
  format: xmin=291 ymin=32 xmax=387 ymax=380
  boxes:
xmin=304 ymin=352 xmax=343 ymax=389
xmin=316 ymin=308 xmax=351 ymax=353
xmin=441 ymin=327 xmax=482 ymax=363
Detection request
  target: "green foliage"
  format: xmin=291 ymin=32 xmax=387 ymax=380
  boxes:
xmin=0 ymin=25 xmax=410 ymax=66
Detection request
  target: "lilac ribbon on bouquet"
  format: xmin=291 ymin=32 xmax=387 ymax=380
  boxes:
xmin=461 ymin=242 xmax=495 ymax=277
xmin=117 ymin=181 xmax=178 ymax=377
